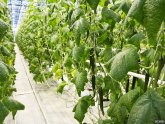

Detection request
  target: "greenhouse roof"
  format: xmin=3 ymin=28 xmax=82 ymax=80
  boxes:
xmin=7 ymin=0 xmax=29 ymax=33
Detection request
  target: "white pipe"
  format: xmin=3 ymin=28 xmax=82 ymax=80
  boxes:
xmin=128 ymin=72 xmax=165 ymax=85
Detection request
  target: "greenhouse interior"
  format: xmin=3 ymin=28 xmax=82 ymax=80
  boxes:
xmin=0 ymin=0 xmax=165 ymax=124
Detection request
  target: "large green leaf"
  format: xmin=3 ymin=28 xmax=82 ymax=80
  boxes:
xmin=73 ymin=95 xmax=94 ymax=123
xmin=74 ymin=18 xmax=90 ymax=35
xmin=110 ymin=44 xmax=139 ymax=81
xmin=0 ymin=61 xmax=9 ymax=83
xmin=0 ymin=46 xmax=11 ymax=57
xmin=100 ymin=47 xmax=113 ymax=62
xmin=127 ymin=0 xmax=145 ymax=23
xmin=73 ymin=100 xmax=88 ymax=123
xmin=0 ymin=19 xmax=8 ymax=40
xmin=128 ymin=90 xmax=165 ymax=124
xmin=2 ymin=98 xmax=25 ymax=119
xmin=72 ymin=46 xmax=85 ymax=62
xmin=143 ymin=0 xmax=165 ymax=46
xmin=71 ymin=7 xmax=83 ymax=23
xmin=86 ymin=0 xmax=100 ymax=12
xmin=116 ymin=89 xmax=141 ymax=112
xmin=3 ymin=0 xmax=7 ymax=3
xmin=0 ymin=101 xmax=9 ymax=123
xmin=128 ymin=32 xmax=145 ymax=48
xmin=127 ymin=0 xmax=165 ymax=46
xmin=108 ymin=89 xmax=141 ymax=123
xmin=102 ymin=7 xmax=121 ymax=23
xmin=75 ymin=70 xmax=88 ymax=96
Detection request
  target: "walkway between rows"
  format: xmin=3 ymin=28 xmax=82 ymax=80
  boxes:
xmin=4 ymin=45 xmax=78 ymax=124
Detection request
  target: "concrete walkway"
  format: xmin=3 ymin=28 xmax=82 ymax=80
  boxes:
xmin=4 ymin=45 xmax=78 ymax=124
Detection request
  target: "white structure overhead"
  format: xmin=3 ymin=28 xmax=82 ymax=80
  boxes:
xmin=8 ymin=0 xmax=29 ymax=34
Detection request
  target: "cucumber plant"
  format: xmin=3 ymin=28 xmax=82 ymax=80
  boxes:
xmin=0 ymin=0 xmax=25 ymax=123
xmin=16 ymin=0 xmax=165 ymax=123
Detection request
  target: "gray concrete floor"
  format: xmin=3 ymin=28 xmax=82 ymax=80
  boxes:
xmin=4 ymin=45 xmax=79 ymax=124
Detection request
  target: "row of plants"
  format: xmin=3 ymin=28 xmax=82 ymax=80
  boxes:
xmin=0 ymin=0 xmax=24 ymax=123
xmin=16 ymin=0 xmax=165 ymax=123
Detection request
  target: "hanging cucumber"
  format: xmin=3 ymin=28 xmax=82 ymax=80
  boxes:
xmin=99 ymin=87 xmax=104 ymax=115
xmin=90 ymin=48 xmax=96 ymax=96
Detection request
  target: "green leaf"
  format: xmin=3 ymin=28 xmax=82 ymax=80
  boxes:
xmin=86 ymin=0 xmax=100 ymax=12
xmin=99 ymin=0 xmax=105 ymax=7
xmin=71 ymin=7 xmax=83 ymax=23
xmin=118 ymin=1 xmax=131 ymax=14
xmin=127 ymin=0 xmax=165 ymax=46
xmin=3 ymin=0 xmax=7 ymax=3
xmin=72 ymin=46 xmax=85 ymax=62
xmin=143 ymin=0 xmax=165 ymax=46
xmin=56 ymin=81 xmax=67 ymax=94
xmin=31 ymin=57 xmax=39 ymax=63
xmin=75 ymin=70 xmax=88 ymax=96
xmin=108 ymin=89 xmax=141 ymax=123
xmin=0 ymin=61 xmax=9 ymax=83
xmin=103 ymin=76 xmax=111 ymax=91
xmin=63 ymin=54 xmax=73 ymax=69
xmin=126 ymin=0 xmax=145 ymax=23
xmin=0 ymin=46 xmax=11 ymax=56
xmin=128 ymin=90 xmax=165 ymax=124
xmin=54 ymin=69 xmax=63 ymax=80
xmin=141 ymin=48 xmax=160 ymax=66
xmin=116 ymin=89 xmax=141 ymax=111
xmin=73 ymin=100 xmax=88 ymax=123
xmin=74 ymin=17 xmax=90 ymax=44
xmin=98 ymin=119 xmax=113 ymax=124
xmin=0 ymin=101 xmax=9 ymax=123
xmin=110 ymin=44 xmax=139 ymax=81
xmin=73 ymin=95 xmax=94 ymax=123
xmin=102 ymin=7 xmax=121 ymax=23
xmin=98 ymin=32 xmax=113 ymax=45
xmin=52 ymin=63 xmax=61 ymax=73
xmin=47 ymin=0 xmax=60 ymax=3
xmin=128 ymin=32 xmax=145 ymax=48
xmin=157 ymin=86 xmax=165 ymax=99
xmin=75 ymin=18 xmax=90 ymax=35
xmin=100 ymin=47 xmax=113 ymax=62
xmin=0 ymin=19 xmax=8 ymax=40
xmin=2 ymin=98 xmax=25 ymax=119
xmin=6 ymin=64 xmax=16 ymax=75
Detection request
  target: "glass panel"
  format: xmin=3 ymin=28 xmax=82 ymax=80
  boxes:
xmin=8 ymin=0 xmax=29 ymax=33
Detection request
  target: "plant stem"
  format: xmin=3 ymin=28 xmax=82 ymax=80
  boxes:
xmin=144 ymin=72 xmax=150 ymax=92
xmin=132 ymin=76 xmax=137 ymax=90
xmin=126 ymin=78 xmax=129 ymax=93
xmin=153 ymin=57 xmax=164 ymax=88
